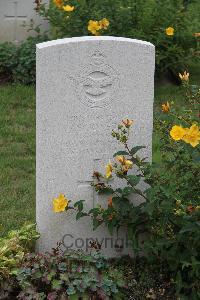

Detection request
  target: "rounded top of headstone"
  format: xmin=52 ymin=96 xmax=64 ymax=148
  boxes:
xmin=36 ymin=36 xmax=154 ymax=50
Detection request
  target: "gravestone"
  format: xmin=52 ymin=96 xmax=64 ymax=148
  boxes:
xmin=36 ymin=36 xmax=155 ymax=256
xmin=0 ymin=0 xmax=49 ymax=42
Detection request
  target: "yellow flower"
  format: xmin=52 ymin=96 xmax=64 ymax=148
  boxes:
xmin=105 ymin=162 xmax=113 ymax=178
xmin=53 ymin=194 xmax=69 ymax=213
xmin=99 ymin=18 xmax=110 ymax=29
xmin=124 ymin=159 xmax=133 ymax=169
xmin=182 ymin=124 xmax=200 ymax=147
xmin=88 ymin=18 xmax=109 ymax=35
xmin=63 ymin=5 xmax=74 ymax=12
xmin=88 ymin=20 xmax=101 ymax=35
xmin=116 ymin=156 xmax=133 ymax=170
xmin=179 ymin=71 xmax=189 ymax=81
xmin=53 ymin=0 xmax=63 ymax=9
xmin=122 ymin=119 xmax=134 ymax=128
xmin=166 ymin=27 xmax=174 ymax=36
xmin=170 ymin=125 xmax=185 ymax=141
xmin=194 ymin=33 xmax=200 ymax=37
xmin=161 ymin=102 xmax=170 ymax=113
xmin=116 ymin=155 xmax=125 ymax=164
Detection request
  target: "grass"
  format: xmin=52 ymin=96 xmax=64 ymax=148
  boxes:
xmin=0 ymin=68 xmax=199 ymax=236
xmin=0 ymin=85 xmax=35 ymax=237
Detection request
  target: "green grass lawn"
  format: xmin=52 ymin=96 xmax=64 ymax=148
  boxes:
xmin=0 ymin=85 xmax=35 ymax=237
xmin=0 ymin=69 xmax=199 ymax=236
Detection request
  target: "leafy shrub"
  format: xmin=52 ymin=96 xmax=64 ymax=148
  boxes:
xmin=0 ymin=244 xmax=178 ymax=300
xmin=145 ymin=73 xmax=200 ymax=298
xmin=0 ymin=226 xmax=125 ymax=299
xmin=0 ymin=34 xmax=48 ymax=84
xmin=11 ymin=248 xmax=124 ymax=299
xmin=0 ymin=224 xmax=40 ymax=280
xmin=12 ymin=35 xmax=48 ymax=84
xmin=55 ymin=73 xmax=200 ymax=298
xmin=0 ymin=42 xmax=18 ymax=81
xmin=1 ymin=1 xmax=199 ymax=84
xmin=38 ymin=0 xmax=200 ymax=78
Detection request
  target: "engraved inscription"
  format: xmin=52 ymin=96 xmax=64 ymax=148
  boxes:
xmin=68 ymin=51 xmax=119 ymax=108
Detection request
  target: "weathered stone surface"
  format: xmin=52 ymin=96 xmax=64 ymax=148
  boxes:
xmin=0 ymin=0 xmax=49 ymax=42
xmin=36 ymin=36 xmax=155 ymax=256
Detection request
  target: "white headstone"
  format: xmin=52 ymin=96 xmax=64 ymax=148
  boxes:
xmin=0 ymin=0 xmax=49 ymax=42
xmin=36 ymin=36 xmax=155 ymax=256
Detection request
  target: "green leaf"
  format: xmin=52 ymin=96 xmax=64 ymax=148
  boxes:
xmin=126 ymin=175 xmax=140 ymax=186
xmin=33 ymin=270 xmax=42 ymax=279
xmin=112 ymin=197 xmax=121 ymax=206
xmin=52 ymin=279 xmax=63 ymax=290
xmin=81 ymin=293 xmax=90 ymax=300
xmin=191 ymin=151 xmax=200 ymax=162
xmin=70 ymin=293 xmax=90 ymax=300
xmin=93 ymin=218 xmax=103 ymax=230
xmin=113 ymin=150 xmax=129 ymax=157
xmin=115 ymin=188 xmax=123 ymax=194
xmin=130 ymin=146 xmax=145 ymax=155
xmin=190 ymin=84 xmax=199 ymax=93
xmin=76 ymin=211 xmax=88 ymax=220
xmin=107 ymin=220 xmax=115 ymax=234
xmin=60 ymin=273 xmax=69 ymax=282
xmin=89 ymin=208 xmax=101 ymax=215
xmin=98 ymin=187 xmax=114 ymax=195
xmin=74 ymin=200 xmax=85 ymax=212
xmin=69 ymin=295 xmax=80 ymax=300
xmin=47 ymin=270 xmax=56 ymax=281
xmin=122 ymin=186 xmax=134 ymax=196
xmin=111 ymin=284 xmax=118 ymax=293
xmin=115 ymin=294 xmax=125 ymax=300
xmin=67 ymin=285 xmax=76 ymax=295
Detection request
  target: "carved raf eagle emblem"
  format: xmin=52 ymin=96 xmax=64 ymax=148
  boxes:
xmin=68 ymin=51 xmax=119 ymax=108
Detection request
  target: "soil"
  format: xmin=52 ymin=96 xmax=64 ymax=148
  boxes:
xmin=0 ymin=73 xmax=12 ymax=86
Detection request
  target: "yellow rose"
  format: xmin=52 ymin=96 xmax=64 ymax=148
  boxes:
xmin=105 ymin=162 xmax=113 ymax=178
xmin=166 ymin=27 xmax=174 ymax=36
xmin=53 ymin=194 xmax=69 ymax=213
xmin=116 ymin=155 xmax=125 ymax=164
xmin=124 ymin=159 xmax=133 ymax=169
xmin=182 ymin=124 xmax=200 ymax=147
xmin=179 ymin=71 xmax=189 ymax=81
xmin=88 ymin=20 xmax=101 ymax=35
xmin=63 ymin=5 xmax=74 ymax=12
xmin=53 ymin=0 xmax=63 ymax=8
xmin=170 ymin=125 xmax=185 ymax=141
xmin=161 ymin=102 xmax=170 ymax=113
xmin=99 ymin=18 xmax=110 ymax=29
xmin=116 ymin=156 xmax=133 ymax=170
